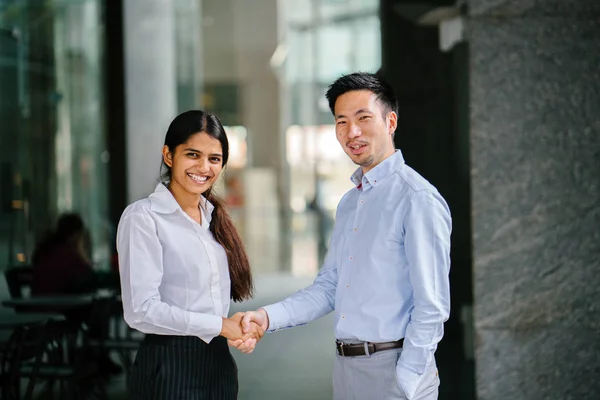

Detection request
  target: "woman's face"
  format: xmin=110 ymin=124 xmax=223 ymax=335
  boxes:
xmin=162 ymin=132 xmax=224 ymax=196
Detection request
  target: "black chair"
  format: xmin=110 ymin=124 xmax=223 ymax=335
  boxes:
xmin=32 ymin=320 xmax=108 ymax=400
xmin=4 ymin=266 xmax=34 ymax=299
xmin=0 ymin=320 xmax=48 ymax=400
xmin=1 ymin=319 xmax=108 ymax=400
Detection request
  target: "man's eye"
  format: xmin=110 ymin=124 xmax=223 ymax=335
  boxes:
xmin=360 ymin=116 xmax=370 ymax=120
xmin=337 ymin=121 xmax=346 ymax=125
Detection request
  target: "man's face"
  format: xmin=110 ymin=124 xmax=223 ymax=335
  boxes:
xmin=334 ymin=90 xmax=397 ymax=174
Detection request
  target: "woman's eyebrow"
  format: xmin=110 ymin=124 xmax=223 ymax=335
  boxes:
xmin=183 ymin=148 xmax=222 ymax=157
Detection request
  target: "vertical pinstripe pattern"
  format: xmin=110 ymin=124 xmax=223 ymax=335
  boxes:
xmin=129 ymin=335 xmax=238 ymax=399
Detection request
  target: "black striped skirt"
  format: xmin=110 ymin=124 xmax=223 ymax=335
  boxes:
xmin=128 ymin=334 xmax=238 ymax=399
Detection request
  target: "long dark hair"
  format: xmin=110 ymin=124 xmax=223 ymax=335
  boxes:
xmin=161 ymin=110 xmax=253 ymax=302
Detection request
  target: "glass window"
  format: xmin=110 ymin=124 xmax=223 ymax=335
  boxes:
xmin=280 ymin=0 xmax=381 ymax=271
xmin=0 ymin=0 xmax=109 ymax=270
xmin=317 ymin=24 xmax=353 ymax=82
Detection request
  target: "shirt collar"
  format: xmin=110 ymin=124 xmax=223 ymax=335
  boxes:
xmin=149 ymin=183 xmax=215 ymax=222
xmin=350 ymin=150 xmax=405 ymax=190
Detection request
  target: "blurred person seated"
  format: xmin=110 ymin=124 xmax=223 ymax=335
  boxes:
xmin=31 ymin=213 xmax=96 ymax=296
xmin=31 ymin=213 xmax=122 ymax=375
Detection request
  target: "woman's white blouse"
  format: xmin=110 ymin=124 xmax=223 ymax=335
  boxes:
xmin=116 ymin=183 xmax=230 ymax=343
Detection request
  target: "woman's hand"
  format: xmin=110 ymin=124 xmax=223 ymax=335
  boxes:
xmin=221 ymin=313 xmax=263 ymax=354
xmin=220 ymin=312 xmax=264 ymax=345
xmin=226 ymin=309 xmax=269 ymax=354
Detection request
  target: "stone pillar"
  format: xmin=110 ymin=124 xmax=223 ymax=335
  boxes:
xmin=231 ymin=0 xmax=283 ymax=270
xmin=123 ymin=0 xmax=177 ymax=202
xmin=469 ymin=1 xmax=600 ymax=399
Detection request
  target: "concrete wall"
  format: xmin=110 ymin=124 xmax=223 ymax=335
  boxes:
xmin=469 ymin=1 xmax=600 ymax=399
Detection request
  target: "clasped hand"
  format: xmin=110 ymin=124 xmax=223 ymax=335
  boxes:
xmin=220 ymin=312 xmax=263 ymax=354
xmin=221 ymin=309 xmax=269 ymax=354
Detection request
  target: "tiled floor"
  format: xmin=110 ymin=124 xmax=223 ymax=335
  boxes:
xmin=107 ymin=273 xmax=334 ymax=400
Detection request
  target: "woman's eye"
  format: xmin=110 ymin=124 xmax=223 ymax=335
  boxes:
xmin=210 ymin=157 xmax=222 ymax=163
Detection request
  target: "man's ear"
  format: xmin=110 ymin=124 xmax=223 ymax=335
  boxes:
xmin=388 ymin=111 xmax=398 ymax=135
xmin=162 ymin=145 xmax=173 ymax=168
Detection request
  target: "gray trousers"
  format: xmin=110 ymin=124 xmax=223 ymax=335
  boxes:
xmin=333 ymin=347 xmax=439 ymax=400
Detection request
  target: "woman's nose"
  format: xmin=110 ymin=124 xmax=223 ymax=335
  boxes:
xmin=196 ymin=158 xmax=210 ymax=171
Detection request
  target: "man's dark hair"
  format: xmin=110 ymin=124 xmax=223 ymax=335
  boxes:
xmin=325 ymin=72 xmax=399 ymax=116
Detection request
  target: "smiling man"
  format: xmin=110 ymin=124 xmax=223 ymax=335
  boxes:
xmin=235 ymin=72 xmax=452 ymax=400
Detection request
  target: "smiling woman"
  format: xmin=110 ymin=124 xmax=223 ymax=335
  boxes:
xmin=116 ymin=110 xmax=263 ymax=399
xmin=161 ymin=125 xmax=225 ymax=210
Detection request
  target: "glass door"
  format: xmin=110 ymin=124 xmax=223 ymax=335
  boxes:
xmin=0 ymin=0 xmax=109 ymax=270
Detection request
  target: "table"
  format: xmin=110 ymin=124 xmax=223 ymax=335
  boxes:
xmin=1 ymin=297 xmax=97 ymax=366
xmin=2 ymin=295 xmax=94 ymax=313
xmin=0 ymin=309 xmax=65 ymax=329
xmin=0 ymin=309 xmax=65 ymax=354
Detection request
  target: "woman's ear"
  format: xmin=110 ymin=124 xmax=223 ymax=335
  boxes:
xmin=162 ymin=145 xmax=173 ymax=168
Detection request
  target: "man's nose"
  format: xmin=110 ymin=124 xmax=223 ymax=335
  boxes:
xmin=348 ymin=122 xmax=362 ymax=138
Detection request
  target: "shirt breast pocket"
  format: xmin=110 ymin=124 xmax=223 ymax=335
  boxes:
xmin=374 ymin=226 xmax=405 ymax=265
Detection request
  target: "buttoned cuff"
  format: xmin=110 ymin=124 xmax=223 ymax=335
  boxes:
xmin=188 ymin=313 xmax=223 ymax=343
xmin=396 ymin=360 xmax=424 ymax=400
xmin=262 ymin=303 xmax=292 ymax=332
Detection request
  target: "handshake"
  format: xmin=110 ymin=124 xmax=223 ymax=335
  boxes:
xmin=219 ymin=309 xmax=269 ymax=354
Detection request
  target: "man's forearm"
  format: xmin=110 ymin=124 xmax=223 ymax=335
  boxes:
xmin=262 ymin=282 xmax=335 ymax=331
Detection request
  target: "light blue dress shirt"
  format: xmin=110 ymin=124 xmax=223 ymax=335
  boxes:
xmin=263 ymin=150 xmax=451 ymax=398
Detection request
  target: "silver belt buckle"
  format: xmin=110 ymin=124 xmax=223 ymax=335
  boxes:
xmin=364 ymin=341 xmax=371 ymax=357
xmin=336 ymin=341 xmax=345 ymax=356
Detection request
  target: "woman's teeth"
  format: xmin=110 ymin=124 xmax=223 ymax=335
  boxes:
xmin=187 ymin=173 xmax=209 ymax=183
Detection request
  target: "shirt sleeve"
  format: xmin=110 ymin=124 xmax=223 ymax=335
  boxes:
xmin=262 ymin=237 xmax=338 ymax=331
xmin=117 ymin=211 xmax=223 ymax=343
xmin=397 ymin=190 xmax=452 ymax=399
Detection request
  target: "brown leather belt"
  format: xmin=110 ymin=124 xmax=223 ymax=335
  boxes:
xmin=335 ymin=339 xmax=404 ymax=357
